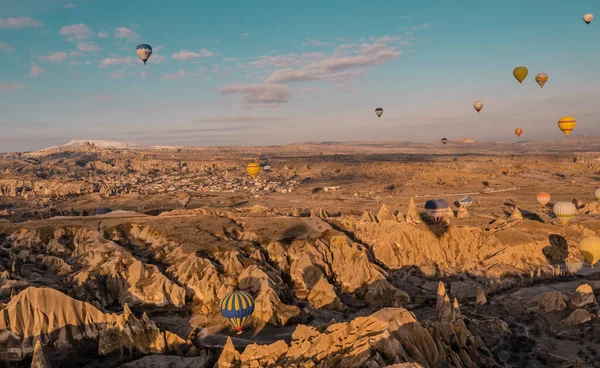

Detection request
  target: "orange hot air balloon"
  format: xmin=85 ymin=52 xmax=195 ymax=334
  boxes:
xmin=246 ymin=163 xmax=260 ymax=179
xmin=515 ymin=128 xmax=523 ymax=137
xmin=536 ymin=192 xmax=551 ymax=207
xmin=558 ymin=116 xmax=576 ymax=137
xmin=535 ymin=73 xmax=548 ymax=88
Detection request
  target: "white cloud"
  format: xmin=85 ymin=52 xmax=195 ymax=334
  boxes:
xmin=0 ymin=42 xmax=12 ymax=52
xmin=70 ymin=50 xmax=83 ymax=57
xmin=76 ymin=41 xmax=102 ymax=52
xmin=0 ymin=17 xmax=43 ymax=28
xmin=59 ymin=23 xmax=93 ymax=40
xmin=0 ymin=80 xmax=27 ymax=90
xmin=161 ymin=67 xmax=206 ymax=80
xmin=219 ymin=83 xmax=290 ymax=105
xmin=108 ymin=69 xmax=126 ymax=79
xmin=46 ymin=52 xmax=68 ymax=62
xmin=97 ymin=32 xmax=107 ymax=39
xmin=337 ymin=43 xmax=357 ymax=50
xmin=171 ymin=49 xmax=213 ymax=60
xmin=376 ymin=35 xmax=405 ymax=43
xmin=412 ymin=21 xmax=434 ymax=30
xmin=67 ymin=60 xmax=80 ymax=66
xmin=84 ymin=60 xmax=92 ymax=65
xmin=302 ymin=39 xmax=332 ymax=47
xmin=249 ymin=54 xmax=303 ymax=69
xmin=28 ymin=62 xmax=44 ymax=77
xmin=147 ymin=54 xmax=166 ymax=64
xmin=98 ymin=56 xmax=138 ymax=68
xmin=64 ymin=3 xmax=77 ymax=9
xmin=115 ymin=27 xmax=140 ymax=40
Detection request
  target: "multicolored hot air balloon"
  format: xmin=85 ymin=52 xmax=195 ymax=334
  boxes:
xmin=535 ymin=73 xmax=548 ymax=88
xmin=258 ymin=156 xmax=268 ymax=167
xmin=136 ymin=44 xmax=152 ymax=65
xmin=176 ymin=192 xmax=191 ymax=207
xmin=458 ymin=195 xmax=473 ymax=208
xmin=580 ymin=237 xmax=600 ymax=268
xmin=536 ymin=192 xmax=551 ymax=207
xmin=263 ymin=163 xmax=271 ymax=172
xmin=441 ymin=138 xmax=448 ymax=145
xmin=425 ymin=199 xmax=449 ymax=225
xmin=219 ymin=290 xmax=255 ymax=334
xmin=515 ymin=128 xmax=523 ymax=137
xmin=375 ymin=108 xmax=383 ymax=118
xmin=583 ymin=14 xmax=594 ymax=25
xmin=473 ymin=101 xmax=483 ymax=113
xmin=247 ymin=163 xmax=260 ymax=179
xmin=558 ymin=116 xmax=576 ymax=137
xmin=553 ymin=201 xmax=576 ymax=225
xmin=513 ymin=66 xmax=528 ymax=84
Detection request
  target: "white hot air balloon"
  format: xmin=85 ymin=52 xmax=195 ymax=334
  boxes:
xmin=553 ymin=201 xmax=576 ymax=225
xmin=583 ymin=13 xmax=594 ymax=25
xmin=473 ymin=101 xmax=483 ymax=113
xmin=595 ymin=188 xmax=600 ymax=203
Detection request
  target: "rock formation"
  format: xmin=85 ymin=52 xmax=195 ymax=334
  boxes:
xmin=570 ymin=283 xmax=597 ymax=308
xmin=528 ymin=291 xmax=569 ymax=313
xmin=561 ymin=309 xmax=592 ymax=325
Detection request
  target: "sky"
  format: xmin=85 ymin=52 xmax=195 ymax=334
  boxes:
xmin=1 ymin=0 xmax=600 ymax=152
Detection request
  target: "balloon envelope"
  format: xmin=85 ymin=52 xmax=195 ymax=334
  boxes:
xmin=220 ymin=290 xmax=255 ymax=334
xmin=425 ymin=199 xmax=449 ymax=225
xmin=263 ymin=163 xmax=271 ymax=172
xmin=584 ymin=13 xmax=594 ymax=24
xmin=458 ymin=195 xmax=473 ymax=208
xmin=580 ymin=237 xmax=600 ymax=268
xmin=536 ymin=192 xmax=551 ymax=207
xmin=136 ymin=44 xmax=152 ymax=64
xmin=515 ymin=128 xmax=523 ymax=137
xmin=553 ymin=201 xmax=576 ymax=225
xmin=535 ymin=73 xmax=548 ymax=88
xmin=258 ymin=156 xmax=268 ymax=167
xmin=513 ymin=66 xmax=528 ymax=84
xmin=247 ymin=163 xmax=260 ymax=179
xmin=594 ymin=188 xmax=600 ymax=203
xmin=441 ymin=138 xmax=448 ymax=144
xmin=375 ymin=108 xmax=383 ymax=118
xmin=558 ymin=116 xmax=576 ymax=137
xmin=473 ymin=101 xmax=483 ymax=113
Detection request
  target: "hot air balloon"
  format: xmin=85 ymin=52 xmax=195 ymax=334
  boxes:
xmin=513 ymin=66 xmax=528 ymax=84
xmin=258 ymin=156 xmax=268 ymax=167
xmin=515 ymin=128 xmax=523 ymax=137
xmin=441 ymin=138 xmax=448 ymax=145
xmin=247 ymin=163 xmax=260 ymax=179
xmin=553 ymin=201 xmax=576 ymax=225
xmin=558 ymin=116 xmax=576 ymax=137
xmin=536 ymin=192 xmax=551 ymax=207
xmin=263 ymin=163 xmax=271 ymax=172
xmin=535 ymin=73 xmax=548 ymax=88
xmin=176 ymin=192 xmax=191 ymax=207
xmin=219 ymin=290 xmax=255 ymax=334
xmin=136 ymin=44 xmax=152 ymax=65
xmin=595 ymin=188 xmax=600 ymax=203
xmin=425 ymin=199 xmax=449 ymax=225
xmin=579 ymin=237 xmax=600 ymax=268
xmin=458 ymin=195 xmax=473 ymax=208
xmin=473 ymin=101 xmax=483 ymax=113
xmin=375 ymin=108 xmax=383 ymax=118
xmin=584 ymin=13 xmax=594 ymax=25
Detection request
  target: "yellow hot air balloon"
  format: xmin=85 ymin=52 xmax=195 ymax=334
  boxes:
xmin=473 ymin=101 xmax=483 ymax=113
xmin=513 ymin=66 xmax=528 ymax=84
xmin=553 ymin=201 xmax=576 ymax=225
xmin=558 ymin=116 xmax=576 ymax=137
xmin=536 ymin=192 xmax=551 ymax=207
xmin=515 ymin=128 xmax=523 ymax=137
xmin=579 ymin=237 xmax=600 ymax=268
xmin=535 ymin=73 xmax=548 ymax=88
xmin=246 ymin=163 xmax=260 ymax=179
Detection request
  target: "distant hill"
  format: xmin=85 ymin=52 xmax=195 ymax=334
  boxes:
xmin=41 ymin=140 xmax=145 ymax=151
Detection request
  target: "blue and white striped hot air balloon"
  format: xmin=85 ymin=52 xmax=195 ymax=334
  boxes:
xmin=457 ymin=195 xmax=473 ymax=208
xmin=136 ymin=44 xmax=152 ymax=65
xmin=425 ymin=199 xmax=449 ymax=225
xmin=219 ymin=290 xmax=255 ymax=334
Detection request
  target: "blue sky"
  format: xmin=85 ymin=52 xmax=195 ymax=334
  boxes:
xmin=1 ymin=0 xmax=600 ymax=151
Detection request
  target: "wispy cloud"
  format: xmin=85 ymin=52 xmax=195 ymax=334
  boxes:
xmin=0 ymin=81 xmax=27 ymax=90
xmin=76 ymin=41 xmax=102 ymax=52
xmin=97 ymin=32 xmax=107 ymax=39
xmin=98 ymin=56 xmax=138 ymax=68
xmin=161 ymin=67 xmax=206 ymax=80
xmin=59 ymin=23 xmax=93 ymax=40
xmin=67 ymin=60 xmax=80 ymax=66
xmin=115 ymin=27 xmax=140 ymax=40
xmin=249 ymin=54 xmax=304 ymax=69
xmin=108 ymin=69 xmax=126 ymax=79
xmin=70 ymin=50 xmax=83 ymax=57
xmin=0 ymin=17 xmax=43 ymax=28
xmin=0 ymin=42 xmax=12 ymax=52
xmin=302 ymin=39 xmax=332 ymax=47
xmin=171 ymin=49 xmax=214 ymax=60
xmin=46 ymin=52 xmax=68 ymax=62
xmin=29 ymin=62 xmax=44 ymax=77
xmin=219 ymin=83 xmax=290 ymax=105
xmin=64 ymin=3 xmax=77 ymax=9
xmin=241 ymin=33 xmax=250 ymax=37
xmin=411 ymin=21 xmax=435 ymax=30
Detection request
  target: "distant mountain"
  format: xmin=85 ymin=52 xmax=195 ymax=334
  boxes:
xmin=41 ymin=140 xmax=145 ymax=151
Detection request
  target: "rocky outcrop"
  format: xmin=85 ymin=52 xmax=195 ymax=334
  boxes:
xmin=31 ymin=340 xmax=51 ymax=368
xmin=376 ymin=204 xmax=396 ymax=222
xmin=561 ymin=309 xmax=592 ymax=325
xmin=405 ymin=198 xmax=422 ymax=224
xmin=528 ymin=291 xmax=569 ymax=313
xmin=571 ymin=283 xmax=597 ymax=308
